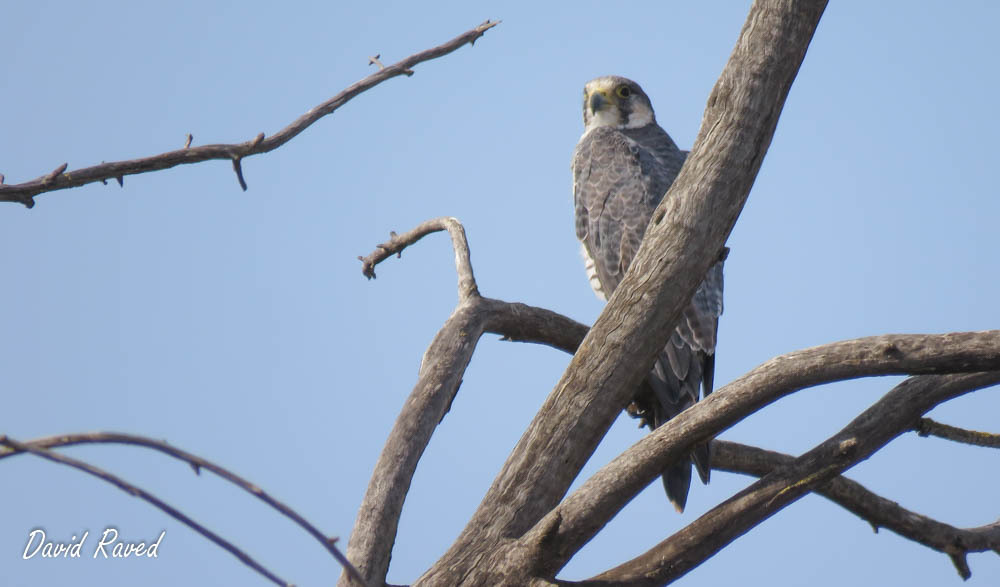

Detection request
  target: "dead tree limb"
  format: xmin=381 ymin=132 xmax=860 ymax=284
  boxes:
xmin=586 ymin=372 xmax=1000 ymax=585
xmin=0 ymin=21 xmax=499 ymax=208
xmin=916 ymin=418 xmax=1000 ymax=449
xmin=711 ymin=440 xmax=1000 ymax=581
xmin=349 ymin=213 xmax=1000 ymax=584
xmin=519 ymin=331 xmax=1000 ymax=577
xmin=345 ymin=217 xmax=587 ymax=586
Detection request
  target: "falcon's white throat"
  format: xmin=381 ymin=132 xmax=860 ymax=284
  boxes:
xmin=584 ymin=108 xmax=623 ymax=134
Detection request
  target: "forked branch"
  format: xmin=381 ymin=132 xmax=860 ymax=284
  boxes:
xmin=711 ymin=440 xmax=1000 ymax=581
xmin=588 ymin=372 xmax=1000 ymax=585
xmin=522 ymin=332 xmax=1000 ymax=577
xmin=345 ymin=217 xmax=588 ymax=586
xmin=349 ymin=213 xmax=1000 ymax=584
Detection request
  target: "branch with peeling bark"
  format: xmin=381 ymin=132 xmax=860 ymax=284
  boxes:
xmin=0 ymin=20 xmax=498 ymax=208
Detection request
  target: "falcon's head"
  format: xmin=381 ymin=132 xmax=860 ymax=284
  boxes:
xmin=582 ymin=76 xmax=655 ymax=133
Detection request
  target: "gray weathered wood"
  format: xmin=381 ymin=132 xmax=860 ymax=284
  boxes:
xmin=589 ymin=372 xmax=1000 ymax=585
xmin=711 ymin=440 xmax=1000 ymax=581
xmin=521 ymin=332 xmax=1000 ymax=578
xmin=417 ymin=1 xmax=829 ymax=584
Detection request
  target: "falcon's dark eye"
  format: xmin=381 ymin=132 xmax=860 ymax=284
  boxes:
xmin=616 ymin=86 xmax=632 ymax=98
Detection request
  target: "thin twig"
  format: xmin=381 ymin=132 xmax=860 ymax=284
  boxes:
xmin=0 ymin=20 xmax=499 ymax=208
xmin=0 ymin=435 xmax=290 ymax=587
xmin=0 ymin=431 xmax=370 ymax=586
xmin=916 ymin=417 xmax=1000 ymax=449
xmin=358 ymin=216 xmax=479 ymax=301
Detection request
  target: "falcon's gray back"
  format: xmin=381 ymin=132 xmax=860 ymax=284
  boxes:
xmin=572 ymin=75 xmax=725 ymax=512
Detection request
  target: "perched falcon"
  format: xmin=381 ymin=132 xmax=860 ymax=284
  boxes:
xmin=572 ymin=75 xmax=725 ymax=512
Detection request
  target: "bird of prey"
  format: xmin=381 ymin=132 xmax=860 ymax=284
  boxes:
xmin=572 ymin=75 xmax=725 ymax=512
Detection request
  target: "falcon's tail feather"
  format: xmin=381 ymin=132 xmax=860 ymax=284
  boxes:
xmin=663 ymin=458 xmax=693 ymax=513
xmin=634 ymin=347 xmax=715 ymax=512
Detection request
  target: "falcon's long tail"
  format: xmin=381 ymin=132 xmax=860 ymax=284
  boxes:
xmin=630 ymin=348 xmax=714 ymax=513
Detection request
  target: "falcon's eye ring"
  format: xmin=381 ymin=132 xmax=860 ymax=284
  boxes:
xmin=616 ymin=86 xmax=632 ymax=98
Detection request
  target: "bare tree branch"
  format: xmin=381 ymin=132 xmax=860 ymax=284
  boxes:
xmin=349 ymin=213 xmax=1000 ymax=586
xmin=710 ymin=440 xmax=1000 ymax=581
xmin=521 ymin=331 xmax=1000 ymax=577
xmin=349 ymin=209 xmax=1000 ymax=584
xmin=481 ymin=297 xmax=589 ymax=355
xmin=586 ymin=372 xmax=1000 ymax=586
xmin=345 ymin=217 xmax=512 ymax=585
xmin=358 ymin=216 xmax=479 ymax=300
xmin=0 ymin=20 xmax=499 ymax=208
xmin=916 ymin=418 xmax=1000 ymax=449
xmin=344 ymin=300 xmax=490 ymax=585
xmin=0 ymin=435 xmax=291 ymax=587
xmin=344 ymin=217 xmax=587 ymax=585
xmin=0 ymin=431 xmax=369 ymax=586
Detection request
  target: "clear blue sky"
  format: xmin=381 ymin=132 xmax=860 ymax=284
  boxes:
xmin=2 ymin=1 xmax=999 ymax=585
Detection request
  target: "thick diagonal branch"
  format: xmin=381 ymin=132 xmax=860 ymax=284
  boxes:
xmin=419 ymin=2 xmax=828 ymax=583
xmin=0 ymin=21 xmax=498 ymax=208
xmin=521 ymin=331 xmax=1000 ymax=577
xmin=589 ymin=372 xmax=1000 ymax=585
xmin=711 ymin=441 xmax=1000 ymax=581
